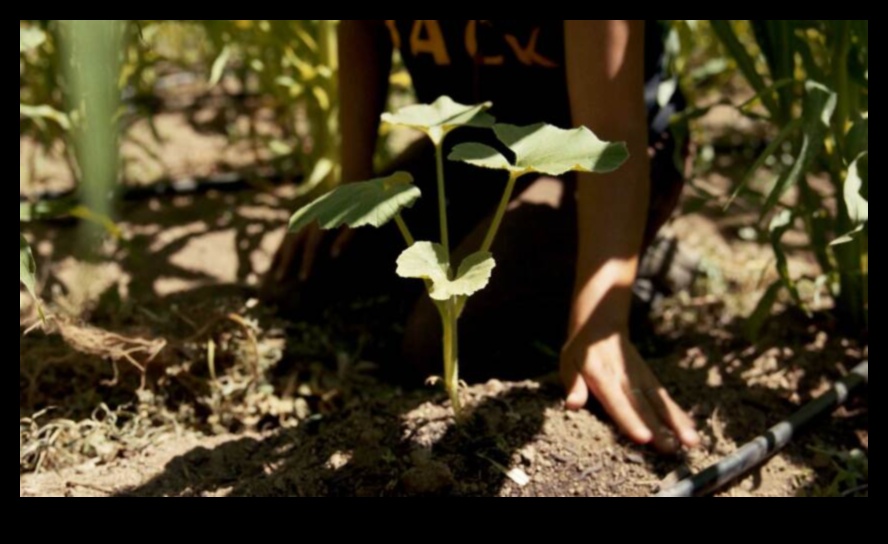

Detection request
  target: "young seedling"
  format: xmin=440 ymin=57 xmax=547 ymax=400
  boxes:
xmin=289 ymin=96 xmax=628 ymax=416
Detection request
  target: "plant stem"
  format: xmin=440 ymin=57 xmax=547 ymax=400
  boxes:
xmin=394 ymin=213 xmax=415 ymax=247
xmin=442 ymin=299 xmax=461 ymax=415
xmin=481 ymin=173 xmax=519 ymax=253
xmin=435 ymin=141 xmax=451 ymax=262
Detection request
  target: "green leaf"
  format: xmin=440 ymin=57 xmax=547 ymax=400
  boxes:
xmin=711 ymin=20 xmax=780 ymax=117
xmin=447 ymin=143 xmax=512 ymax=171
xmin=396 ymin=242 xmax=496 ymax=301
xmin=762 ymin=82 xmax=837 ymax=218
xmin=20 ymin=26 xmax=47 ymax=53
xmin=769 ymin=210 xmax=803 ymax=307
xmin=451 ymin=123 xmax=629 ymax=177
xmin=832 ymin=153 xmax=869 ymax=246
xmin=289 ymin=172 xmax=420 ymax=233
xmin=726 ymin=118 xmax=800 ymax=210
xmin=381 ymin=96 xmax=493 ymax=144
xmin=497 ymin=123 xmax=629 ymax=176
xmin=20 ymin=234 xmax=38 ymax=301
xmin=20 ymin=104 xmax=71 ymax=131
xmin=209 ymin=45 xmax=232 ymax=88
xmin=744 ymin=281 xmax=783 ymax=341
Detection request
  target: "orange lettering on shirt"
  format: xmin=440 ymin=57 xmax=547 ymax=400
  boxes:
xmin=385 ymin=20 xmax=402 ymax=49
xmin=410 ymin=20 xmax=451 ymax=65
xmin=504 ymin=28 xmax=557 ymax=68
xmin=465 ymin=20 xmax=504 ymax=65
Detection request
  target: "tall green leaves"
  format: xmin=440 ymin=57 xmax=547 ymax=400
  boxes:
xmin=711 ymin=20 xmax=869 ymax=331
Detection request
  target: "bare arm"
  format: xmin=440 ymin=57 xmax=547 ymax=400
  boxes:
xmin=339 ymin=20 xmax=392 ymax=183
xmin=562 ymin=20 xmax=699 ymax=453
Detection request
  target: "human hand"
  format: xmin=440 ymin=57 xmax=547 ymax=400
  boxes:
xmin=561 ymin=330 xmax=700 ymax=454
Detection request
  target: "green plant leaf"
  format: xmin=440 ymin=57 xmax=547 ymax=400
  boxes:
xmin=20 ymin=26 xmax=46 ymax=53
xmin=769 ymin=210 xmax=803 ymax=308
xmin=450 ymin=123 xmax=629 ymax=177
xmin=711 ymin=20 xmax=780 ymax=117
xmin=289 ymin=172 xmax=420 ymax=233
xmin=209 ymin=45 xmax=232 ymax=88
xmin=446 ymin=143 xmax=512 ymax=171
xmin=832 ymin=153 xmax=869 ymax=246
xmin=761 ymin=82 xmax=837 ymax=218
xmin=396 ymin=242 xmax=496 ymax=301
xmin=20 ymin=234 xmax=38 ymax=301
xmin=744 ymin=280 xmax=784 ymax=341
xmin=20 ymin=104 xmax=71 ymax=131
xmin=381 ymin=96 xmax=493 ymax=144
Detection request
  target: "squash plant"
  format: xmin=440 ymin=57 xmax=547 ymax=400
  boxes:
xmin=289 ymin=96 xmax=628 ymax=414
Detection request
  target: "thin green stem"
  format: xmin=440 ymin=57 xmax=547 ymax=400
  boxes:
xmin=394 ymin=213 xmax=415 ymax=247
xmin=481 ymin=173 xmax=520 ymax=254
xmin=435 ymin=141 xmax=451 ymax=262
xmin=442 ymin=299 xmax=461 ymax=415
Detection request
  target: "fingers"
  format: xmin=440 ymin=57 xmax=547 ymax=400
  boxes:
xmin=624 ymin=384 xmax=679 ymax=453
xmin=643 ymin=386 xmax=700 ymax=448
xmin=586 ymin=372 xmax=654 ymax=445
xmin=560 ymin=357 xmax=589 ymax=411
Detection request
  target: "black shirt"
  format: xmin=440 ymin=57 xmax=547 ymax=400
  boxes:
xmin=384 ymin=20 xmax=677 ymax=132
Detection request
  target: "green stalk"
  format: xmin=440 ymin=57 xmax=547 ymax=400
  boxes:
xmin=435 ymin=141 xmax=451 ymax=261
xmin=481 ymin=173 xmax=520 ymax=253
xmin=442 ymin=299 xmax=462 ymax=415
xmin=830 ymin=20 xmax=864 ymax=331
xmin=394 ymin=214 xmax=415 ymax=247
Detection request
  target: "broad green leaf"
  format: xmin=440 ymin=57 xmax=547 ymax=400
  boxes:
xmin=20 ymin=234 xmax=38 ymax=301
xmin=447 ymin=143 xmax=512 ymax=171
xmin=762 ymin=82 xmax=837 ymax=218
xmin=20 ymin=26 xmax=46 ymax=53
xmin=832 ymin=153 xmax=868 ymax=246
xmin=451 ymin=124 xmax=629 ymax=177
xmin=396 ymin=242 xmax=496 ymax=301
xmin=289 ymin=172 xmax=420 ymax=233
xmin=381 ymin=96 xmax=493 ymax=144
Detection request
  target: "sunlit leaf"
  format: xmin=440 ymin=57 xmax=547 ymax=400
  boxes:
xmin=19 ymin=104 xmax=71 ymax=131
xmin=451 ymin=123 xmax=628 ymax=177
xmin=208 ymin=45 xmax=231 ymax=88
xmin=289 ymin=172 xmax=420 ymax=232
xmin=20 ymin=234 xmax=43 ymax=321
xmin=832 ymin=153 xmax=869 ymax=246
xmin=446 ymin=143 xmax=511 ymax=171
xmin=381 ymin=96 xmax=493 ymax=144
xmin=396 ymin=242 xmax=496 ymax=301
xmin=20 ymin=26 xmax=46 ymax=53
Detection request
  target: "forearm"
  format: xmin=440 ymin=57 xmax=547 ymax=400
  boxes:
xmin=565 ymin=20 xmax=650 ymax=336
xmin=339 ymin=20 xmax=392 ymax=183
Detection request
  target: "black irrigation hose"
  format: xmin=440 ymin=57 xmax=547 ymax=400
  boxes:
xmin=656 ymin=361 xmax=868 ymax=498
